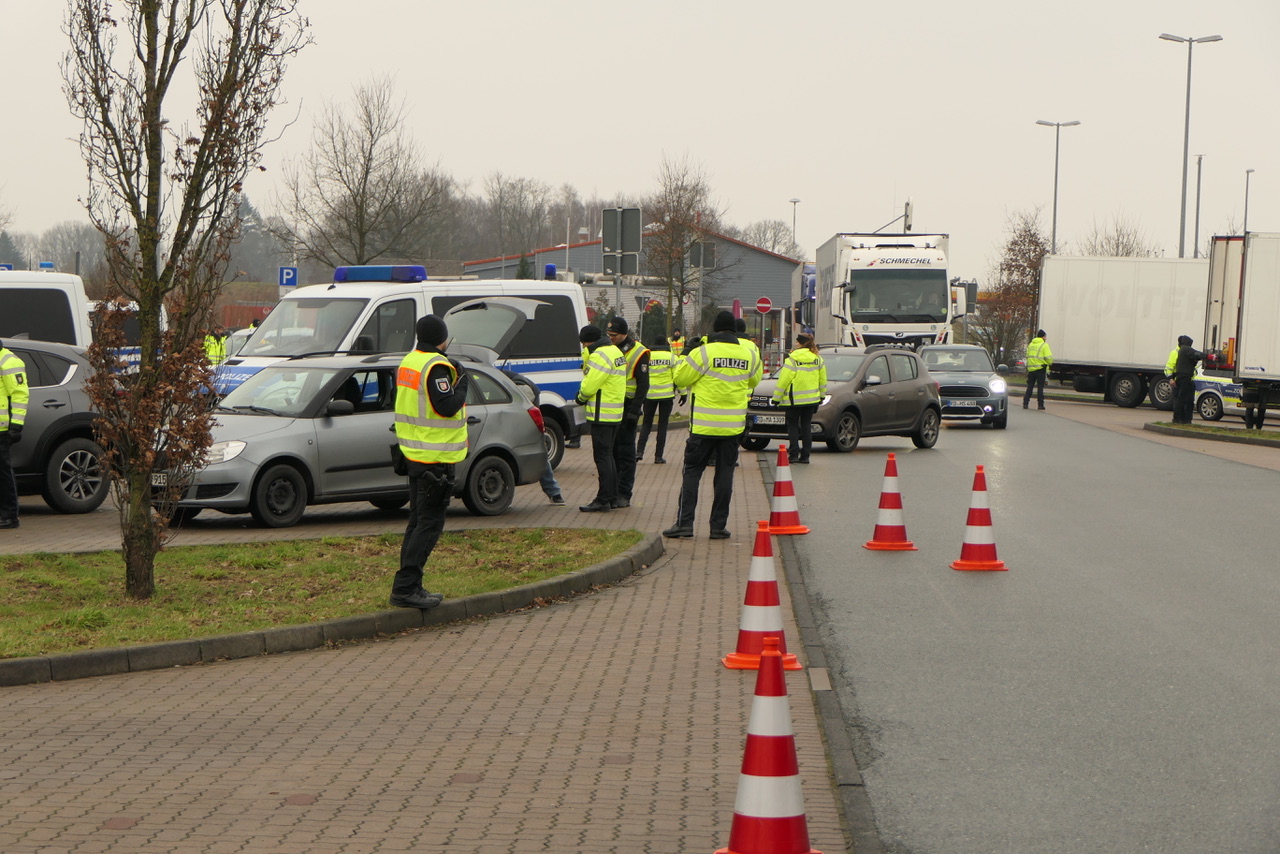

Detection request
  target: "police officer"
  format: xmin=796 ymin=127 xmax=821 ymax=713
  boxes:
xmin=637 ymin=335 xmax=675 ymax=464
xmin=391 ymin=315 xmax=470 ymax=609
xmin=670 ymin=329 xmax=684 ymax=358
xmin=663 ymin=311 xmax=762 ymax=540
xmin=576 ymin=325 xmax=627 ymax=512
xmin=605 ymin=317 xmax=648 ymax=507
xmin=1171 ymin=334 xmax=1205 ymax=425
xmin=1023 ymin=329 xmax=1053 ymax=410
xmin=772 ymin=332 xmax=826 ymax=463
xmin=1 ymin=341 xmax=29 ymax=529
xmin=204 ymin=326 xmax=228 ymax=366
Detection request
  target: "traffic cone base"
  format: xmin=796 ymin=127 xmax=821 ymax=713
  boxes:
xmin=864 ymin=452 xmax=916 ymax=550
xmin=767 ymin=446 xmax=810 ymax=535
xmin=724 ymin=522 xmax=803 ymax=671
xmin=951 ymin=464 xmax=1007 ymax=571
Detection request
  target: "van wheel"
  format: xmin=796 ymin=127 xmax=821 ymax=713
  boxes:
xmin=250 ymin=464 xmax=308 ymax=527
xmin=462 ymin=455 xmax=514 ymax=516
xmin=826 ymin=411 xmax=861 ymax=452
xmin=543 ymin=417 xmax=565 ymax=470
xmin=42 ymin=437 xmax=109 ymax=513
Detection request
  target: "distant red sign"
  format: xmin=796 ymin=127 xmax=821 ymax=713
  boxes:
xmin=756 ymin=297 xmax=772 ymax=314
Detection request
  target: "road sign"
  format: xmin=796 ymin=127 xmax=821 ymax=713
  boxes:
xmin=756 ymin=296 xmax=773 ymax=313
xmin=278 ymin=266 xmax=298 ymax=288
xmin=0 ymin=264 xmax=12 ymax=271
xmin=602 ymin=207 xmax=642 ymax=275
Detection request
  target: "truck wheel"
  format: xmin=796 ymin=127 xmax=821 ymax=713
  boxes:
xmin=41 ymin=437 xmax=109 ymax=514
xmin=1110 ymin=373 xmax=1146 ymax=408
xmin=1197 ymin=392 xmax=1224 ymax=421
xmin=1148 ymin=376 xmax=1176 ymax=411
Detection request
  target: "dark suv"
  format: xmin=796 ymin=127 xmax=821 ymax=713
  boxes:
xmin=743 ymin=344 xmax=942 ymax=452
xmin=6 ymin=339 xmax=108 ymax=513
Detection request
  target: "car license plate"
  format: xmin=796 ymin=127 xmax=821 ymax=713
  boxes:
xmin=151 ymin=473 xmax=167 ymax=487
xmin=945 ymin=399 xmax=979 ymax=408
xmin=754 ymin=413 xmax=785 ymax=425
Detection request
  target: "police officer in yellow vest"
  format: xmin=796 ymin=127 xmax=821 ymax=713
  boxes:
xmin=204 ymin=326 xmax=228 ymax=366
xmin=772 ymin=332 xmax=826 ymax=464
xmin=606 ymin=317 xmax=649 ymax=508
xmin=1 ymin=341 xmax=30 ymax=529
xmin=637 ymin=335 xmax=675 ymax=464
xmin=670 ymin=330 xmax=684 ymax=358
xmin=1022 ymin=329 xmax=1053 ymax=410
xmin=391 ymin=315 xmax=470 ymax=609
xmin=663 ymin=311 xmax=762 ymax=540
xmin=576 ymin=324 xmax=627 ymax=512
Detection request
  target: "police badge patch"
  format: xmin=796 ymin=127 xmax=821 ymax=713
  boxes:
xmin=435 ymin=377 xmax=451 ymax=393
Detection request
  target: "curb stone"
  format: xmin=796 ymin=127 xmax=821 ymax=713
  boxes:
xmin=0 ymin=533 xmax=663 ymax=688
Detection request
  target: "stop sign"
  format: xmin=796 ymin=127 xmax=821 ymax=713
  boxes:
xmin=755 ymin=296 xmax=772 ymax=314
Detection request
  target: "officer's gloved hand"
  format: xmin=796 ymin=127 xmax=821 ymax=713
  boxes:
xmin=7 ymin=425 xmax=21 ymax=445
xmin=623 ymin=411 xmax=640 ymax=429
xmin=678 ymin=394 xmax=687 ymax=406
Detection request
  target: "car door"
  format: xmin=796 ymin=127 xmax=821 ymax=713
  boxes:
xmin=856 ymin=354 xmax=895 ymax=432
xmin=7 ymin=348 xmax=71 ymax=474
xmin=887 ymin=352 xmax=928 ymax=429
xmin=314 ymin=368 xmax=399 ymax=499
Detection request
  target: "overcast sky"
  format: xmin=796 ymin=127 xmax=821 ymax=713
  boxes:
xmin=2 ymin=0 xmax=1277 ymax=281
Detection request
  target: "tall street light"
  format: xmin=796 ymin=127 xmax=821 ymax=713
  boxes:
xmin=1160 ymin=32 xmax=1223 ymax=258
xmin=1035 ymin=119 xmax=1080 ymax=254
xmin=1244 ymin=168 xmax=1256 ymax=233
xmin=789 ymin=198 xmax=801 ymax=243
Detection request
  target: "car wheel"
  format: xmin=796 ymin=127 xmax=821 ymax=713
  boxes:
xmin=369 ymin=497 xmax=408 ymax=511
xmin=1110 ymin=372 xmax=1146 ymax=408
xmin=740 ymin=435 xmax=771 ymax=451
xmin=826 ymin=411 xmax=861 ymax=452
xmin=462 ymin=455 xmax=515 ymax=516
xmin=911 ymin=408 xmax=941 ymax=449
xmin=1148 ymin=376 xmax=1176 ymax=411
xmin=543 ymin=417 xmax=566 ymax=470
xmin=249 ymin=463 xmax=308 ymax=528
xmin=992 ymin=410 xmax=1009 ymax=429
xmin=41 ymin=437 xmax=109 ymax=513
xmin=1197 ymin=392 xmax=1224 ymax=421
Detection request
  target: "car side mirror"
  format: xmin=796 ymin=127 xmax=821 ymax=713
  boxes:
xmin=326 ymin=399 xmax=356 ymax=416
xmin=997 ymin=364 xmax=1009 ymax=375
xmin=863 ymin=374 xmax=883 ymax=387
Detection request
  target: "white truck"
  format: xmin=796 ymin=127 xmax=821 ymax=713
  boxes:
xmin=1223 ymin=232 xmax=1280 ymax=425
xmin=1037 ymin=255 xmax=1210 ymax=408
xmin=811 ymin=233 xmax=964 ymax=350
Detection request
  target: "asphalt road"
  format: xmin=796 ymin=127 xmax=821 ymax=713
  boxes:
xmin=786 ymin=402 xmax=1280 ymax=853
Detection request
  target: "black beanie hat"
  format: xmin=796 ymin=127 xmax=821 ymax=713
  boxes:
xmin=579 ymin=324 xmax=603 ymax=344
xmin=735 ymin=317 xmax=747 ymax=333
xmin=416 ymin=315 xmax=449 ymax=347
xmin=607 ymin=316 xmax=628 ymax=335
xmin=713 ymin=311 xmax=736 ymax=332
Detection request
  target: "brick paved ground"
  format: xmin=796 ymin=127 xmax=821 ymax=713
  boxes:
xmin=0 ymin=436 xmax=849 ymax=853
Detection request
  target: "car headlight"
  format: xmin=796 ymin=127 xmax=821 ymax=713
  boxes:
xmin=819 ymin=395 xmax=832 ymax=407
xmin=989 ymin=378 xmax=1008 ymax=394
xmin=206 ymin=440 xmax=247 ymax=465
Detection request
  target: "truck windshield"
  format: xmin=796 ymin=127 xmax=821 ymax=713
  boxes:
xmin=239 ymin=298 xmax=368 ymax=357
xmin=846 ymin=269 xmax=949 ymax=323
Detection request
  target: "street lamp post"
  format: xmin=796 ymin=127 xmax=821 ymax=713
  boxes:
xmin=1035 ymin=119 xmax=1080 ymax=254
xmin=789 ymin=198 xmax=801 ymax=244
xmin=1193 ymin=154 xmax=1205 ymax=258
xmin=1160 ymin=32 xmax=1223 ymax=258
xmin=1244 ymin=168 xmax=1256 ymax=234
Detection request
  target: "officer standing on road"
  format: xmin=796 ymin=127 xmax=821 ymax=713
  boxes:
xmin=1171 ymin=334 xmax=1206 ymax=425
xmin=576 ymin=325 xmax=627 ymax=512
xmin=1023 ymin=329 xmax=1053 ymax=410
xmin=636 ymin=335 xmax=675 ymax=464
xmin=606 ymin=317 xmax=648 ymax=508
xmin=663 ymin=311 xmax=762 ymax=541
xmin=391 ymin=315 xmax=470 ymax=609
xmin=772 ymin=332 xmax=826 ymax=464
xmin=0 ymin=341 xmax=29 ymax=530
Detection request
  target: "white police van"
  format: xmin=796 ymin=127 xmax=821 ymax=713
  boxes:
xmin=217 ymin=265 xmax=588 ymax=462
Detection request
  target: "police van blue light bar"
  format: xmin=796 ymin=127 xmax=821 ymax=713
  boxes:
xmin=333 ymin=265 xmax=427 ymax=283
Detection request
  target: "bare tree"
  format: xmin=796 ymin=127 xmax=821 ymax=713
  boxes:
xmin=1076 ymin=215 xmax=1163 ymax=257
xmin=972 ymin=210 xmax=1049 ymax=363
xmin=643 ymin=154 xmax=729 ymax=337
xmin=482 ymin=172 xmax=554 ymax=261
xmin=63 ymin=0 xmax=309 ymax=599
xmin=271 ymin=75 xmax=452 ymax=267
xmin=37 ymin=220 xmax=107 ymax=276
xmin=735 ymin=219 xmax=803 ymax=258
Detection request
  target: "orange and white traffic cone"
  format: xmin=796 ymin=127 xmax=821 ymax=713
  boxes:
xmin=715 ymin=636 xmax=823 ymax=854
xmin=864 ymin=452 xmax=916 ymax=551
xmin=950 ymin=464 xmax=1007 ymax=571
xmin=724 ymin=521 xmax=802 ymax=671
xmin=767 ymin=445 xmax=810 ymax=535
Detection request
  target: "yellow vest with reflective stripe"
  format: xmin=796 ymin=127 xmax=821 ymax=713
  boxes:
xmin=671 ymin=336 xmax=684 ymax=357
xmin=0 ymin=348 xmax=29 ymax=431
xmin=579 ymin=343 xmax=627 ymax=423
xmin=1027 ymin=337 xmax=1053 ymax=371
xmin=395 ymin=350 xmax=468 ymax=464
xmin=773 ymin=348 xmax=826 ymax=406
xmin=647 ymin=349 xmax=675 ymax=399
xmin=673 ymin=340 xmax=761 ymax=436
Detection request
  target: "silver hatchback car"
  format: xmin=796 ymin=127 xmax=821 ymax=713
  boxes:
xmin=165 ymin=352 xmax=548 ymax=527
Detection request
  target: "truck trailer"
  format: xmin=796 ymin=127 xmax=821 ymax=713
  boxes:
xmin=1227 ymin=232 xmax=1280 ymax=425
xmin=1036 ymin=255 xmax=1210 ymax=409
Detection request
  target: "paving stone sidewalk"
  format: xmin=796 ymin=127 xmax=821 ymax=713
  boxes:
xmin=0 ymin=443 xmax=850 ymax=853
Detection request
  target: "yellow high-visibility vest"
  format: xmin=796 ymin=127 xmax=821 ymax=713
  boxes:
xmin=395 ymin=350 xmax=468 ymax=464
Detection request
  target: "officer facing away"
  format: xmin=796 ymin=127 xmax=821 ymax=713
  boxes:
xmin=0 ymin=340 xmax=30 ymax=529
xmin=605 ymin=317 xmax=649 ymax=508
xmin=663 ymin=311 xmax=762 ymax=540
xmin=576 ymin=324 xmax=627 ymax=512
xmin=1171 ymin=334 xmax=1205 ymax=425
xmin=391 ymin=315 xmax=470 ymax=609
xmin=1023 ymin=329 xmax=1053 ymax=410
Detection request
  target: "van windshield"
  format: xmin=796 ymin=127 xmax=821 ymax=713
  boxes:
xmin=240 ymin=298 xmax=368 ymax=357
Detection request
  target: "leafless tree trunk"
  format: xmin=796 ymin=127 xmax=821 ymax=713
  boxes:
xmin=1077 ymin=215 xmax=1163 ymax=257
xmin=270 ymin=75 xmax=452 ymax=268
xmin=972 ymin=209 xmax=1049 ymax=363
xmin=63 ymin=0 xmax=309 ymax=599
